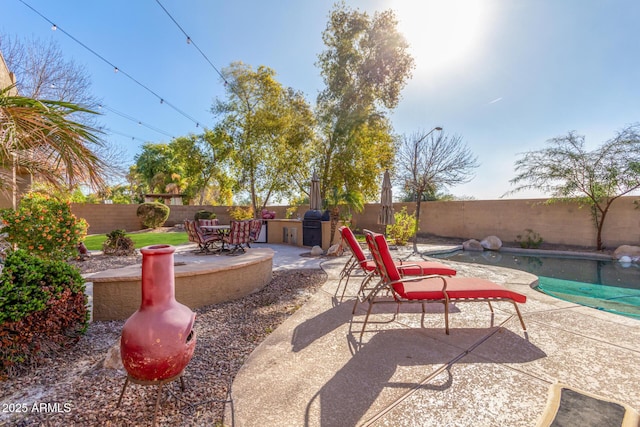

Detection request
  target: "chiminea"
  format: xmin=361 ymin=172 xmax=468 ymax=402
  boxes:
xmin=120 ymin=245 xmax=196 ymax=382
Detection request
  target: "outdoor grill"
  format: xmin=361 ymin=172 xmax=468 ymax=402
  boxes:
xmin=303 ymin=209 xmax=323 ymax=247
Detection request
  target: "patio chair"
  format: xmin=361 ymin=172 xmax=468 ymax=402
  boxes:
xmin=198 ymin=218 xmax=219 ymax=235
xmin=359 ymin=229 xmax=527 ymax=336
xmin=248 ymin=219 xmax=263 ymax=247
xmin=184 ymin=220 xmax=221 ymax=253
xmin=224 ymin=220 xmax=252 ymax=254
xmin=338 ymin=226 xmax=457 ymax=310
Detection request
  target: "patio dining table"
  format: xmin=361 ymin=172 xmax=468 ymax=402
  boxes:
xmin=199 ymin=224 xmax=231 ymax=253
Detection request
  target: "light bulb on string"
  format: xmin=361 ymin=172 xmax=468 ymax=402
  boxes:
xmin=186 ymin=37 xmax=191 ymax=44
xmin=51 ymin=24 xmax=57 ymax=31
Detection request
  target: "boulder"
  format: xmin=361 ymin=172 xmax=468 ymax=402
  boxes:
xmin=310 ymin=245 xmax=324 ymax=256
xmin=481 ymin=235 xmax=502 ymax=251
xmin=613 ymin=245 xmax=640 ymax=259
xmin=613 ymin=245 xmax=640 ymax=260
xmin=463 ymin=239 xmax=484 ymax=251
xmin=326 ymin=244 xmax=343 ymax=256
xmin=103 ymin=342 xmax=124 ymax=371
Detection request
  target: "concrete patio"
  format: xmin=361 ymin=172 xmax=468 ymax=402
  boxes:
xmin=225 ymin=244 xmax=640 ymax=426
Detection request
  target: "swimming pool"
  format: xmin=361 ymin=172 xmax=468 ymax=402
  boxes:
xmin=431 ymin=250 xmax=640 ymax=319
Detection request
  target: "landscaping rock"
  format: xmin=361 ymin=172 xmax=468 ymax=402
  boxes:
xmin=103 ymin=341 xmax=124 ymax=371
xmin=463 ymin=239 xmax=484 ymax=251
xmin=326 ymin=244 xmax=342 ymax=256
xmin=310 ymin=246 xmax=324 ymax=256
xmin=613 ymin=245 xmax=640 ymax=261
xmin=481 ymin=235 xmax=503 ymax=251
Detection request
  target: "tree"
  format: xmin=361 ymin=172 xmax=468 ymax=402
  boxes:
xmin=1 ymin=34 xmax=127 ymax=183
xmin=170 ymin=130 xmax=232 ymax=205
xmin=212 ymin=62 xmax=315 ymax=215
xmin=131 ymin=143 xmax=177 ymax=196
xmin=0 ymin=86 xmax=107 ymax=203
xmin=508 ymin=124 xmax=640 ymax=250
xmin=314 ymin=3 xmax=414 ymax=209
xmin=396 ymin=130 xmax=478 ymax=252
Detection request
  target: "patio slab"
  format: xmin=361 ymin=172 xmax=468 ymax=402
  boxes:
xmin=225 ymin=244 xmax=640 ymax=426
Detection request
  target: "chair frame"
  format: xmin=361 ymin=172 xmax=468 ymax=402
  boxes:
xmin=184 ymin=220 xmax=222 ymax=254
xmin=224 ymin=220 xmax=252 ymax=254
xmin=338 ymin=226 xmax=457 ymax=311
xmin=360 ymin=229 xmax=527 ymax=336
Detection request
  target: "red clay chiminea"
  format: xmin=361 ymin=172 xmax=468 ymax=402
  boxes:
xmin=120 ymin=244 xmax=196 ymax=382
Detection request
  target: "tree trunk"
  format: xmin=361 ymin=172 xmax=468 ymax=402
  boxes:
xmin=413 ymin=197 xmax=422 ymax=253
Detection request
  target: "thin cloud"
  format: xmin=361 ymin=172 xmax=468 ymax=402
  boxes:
xmin=488 ymin=97 xmax=503 ymax=104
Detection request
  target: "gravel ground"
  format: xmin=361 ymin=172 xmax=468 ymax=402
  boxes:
xmin=0 ymin=252 xmax=327 ymax=427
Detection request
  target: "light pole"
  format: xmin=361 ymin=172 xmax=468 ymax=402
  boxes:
xmin=412 ymin=126 xmax=443 ymax=253
xmin=417 ymin=126 xmax=443 ymax=144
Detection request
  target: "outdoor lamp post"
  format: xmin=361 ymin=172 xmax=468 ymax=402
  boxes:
xmin=418 ymin=126 xmax=443 ymax=144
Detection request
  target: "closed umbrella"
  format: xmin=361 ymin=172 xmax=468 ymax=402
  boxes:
xmin=310 ymin=171 xmax=322 ymax=211
xmin=378 ymin=170 xmax=395 ymax=227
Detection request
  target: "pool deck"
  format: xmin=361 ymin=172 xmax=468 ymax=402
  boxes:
xmin=225 ymin=243 xmax=640 ymax=426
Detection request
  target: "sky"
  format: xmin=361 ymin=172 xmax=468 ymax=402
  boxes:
xmin=2 ymin=0 xmax=640 ymax=200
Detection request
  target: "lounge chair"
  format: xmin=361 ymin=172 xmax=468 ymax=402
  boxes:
xmin=338 ymin=226 xmax=457 ymax=309
xmin=360 ymin=229 xmax=527 ymax=336
xmin=184 ymin=220 xmax=221 ymax=253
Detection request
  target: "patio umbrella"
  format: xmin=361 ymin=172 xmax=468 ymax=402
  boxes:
xmin=378 ymin=170 xmax=395 ymax=226
xmin=310 ymin=171 xmax=322 ymax=211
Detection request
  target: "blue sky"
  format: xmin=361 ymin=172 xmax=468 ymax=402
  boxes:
xmin=2 ymin=0 xmax=640 ymax=200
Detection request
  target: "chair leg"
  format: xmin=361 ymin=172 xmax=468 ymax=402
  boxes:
xmin=360 ymin=302 xmax=375 ymax=339
xmin=512 ymin=301 xmax=527 ymax=331
xmin=443 ymin=302 xmax=450 ymax=335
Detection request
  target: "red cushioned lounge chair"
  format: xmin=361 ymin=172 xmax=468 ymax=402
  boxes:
xmin=360 ymin=229 xmax=527 ymax=336
xmin=338 ymin=226 xmax=457 ymax=310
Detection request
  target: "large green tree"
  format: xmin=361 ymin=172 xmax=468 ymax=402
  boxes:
xmin=508 ymin=124 xmax=640 ymax=250
xmin=315 ymin=3 xmax=414 ymax=206
xmin=212 ymin=62 xmax=315 ymax=215
xmin=170 ymin=130 xmax=232 ymax=205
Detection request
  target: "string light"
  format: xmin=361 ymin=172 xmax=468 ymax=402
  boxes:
xmin=18 ymin=0 xmax=207 ymax=129
xmin=98 ymin=104 xmax=175 ymax=139
xmin=51 ymin=24 xmax=57 ymax=30
xmin=155 ymin=0 xmax=229 ymax=86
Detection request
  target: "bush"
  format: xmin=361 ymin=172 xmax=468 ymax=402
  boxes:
xmin=0 ymin=193 xmax=87 ymax=261
xmin=386 ymin=207 xmax=417 ymax=246
xmin=0 ymin=250 xmax=88 ymax=378
xmin=194 ymin=210 xmax=216 ymax=220
xmin=516 ymin=229 xmax=544 ymax=249
xmin=228 ymin=205 xmax=254 ymax=220
xmin=102 ymin=229 xmax=136 ymax=256
xmin=136 ymin=202 xmax=170 ymax=229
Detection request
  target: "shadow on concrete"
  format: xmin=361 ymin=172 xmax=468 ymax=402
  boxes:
xmin=304 ymin=327 xmax=546 ymax=427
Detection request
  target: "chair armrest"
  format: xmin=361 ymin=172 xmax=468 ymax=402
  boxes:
xmin=390 ymin=275 xmax=448 ymax=291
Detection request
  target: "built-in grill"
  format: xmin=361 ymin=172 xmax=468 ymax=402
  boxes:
xmin=303 ymin=209 xmax=323 ymax=247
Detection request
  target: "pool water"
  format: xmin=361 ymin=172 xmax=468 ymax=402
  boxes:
xmin=431 ymin=250 xmax=640 ymax=319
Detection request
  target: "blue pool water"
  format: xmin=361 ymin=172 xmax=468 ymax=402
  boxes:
xmin=431 ymin=250 xmax=640 ymax=319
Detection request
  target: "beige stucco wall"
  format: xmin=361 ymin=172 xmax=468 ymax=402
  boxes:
xmin=69 ymin=197 xmax=640 ymax=249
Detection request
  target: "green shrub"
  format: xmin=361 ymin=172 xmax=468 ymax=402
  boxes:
xmin=136 ymin=202 xmax=170 ymax=229
xmin=102 ymin=229 xmax=136 ymax=256
xmin=0 ymin=250 xmax=88 ymax=378
xmin=0 ymin=193 xmax=87 ymax=261
xmin=194 ymin=210 xmax=216 ymax=220
xmin=386 ymin=207 xmax=417 ymax=246
xmin=516 ymin=229 xmax=544 ymax=249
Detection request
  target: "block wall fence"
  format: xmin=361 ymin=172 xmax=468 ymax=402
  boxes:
xmin=70 ymin=197 xmax=640 ymax=249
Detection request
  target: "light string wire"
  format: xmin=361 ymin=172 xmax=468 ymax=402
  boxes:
xmin=17 ymin=0 xmax=206 ymax=128
xmin=99 ymin=104 xmax=175 ymax=139
xmin=154 ymin=0 xmax=228 ymax=85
